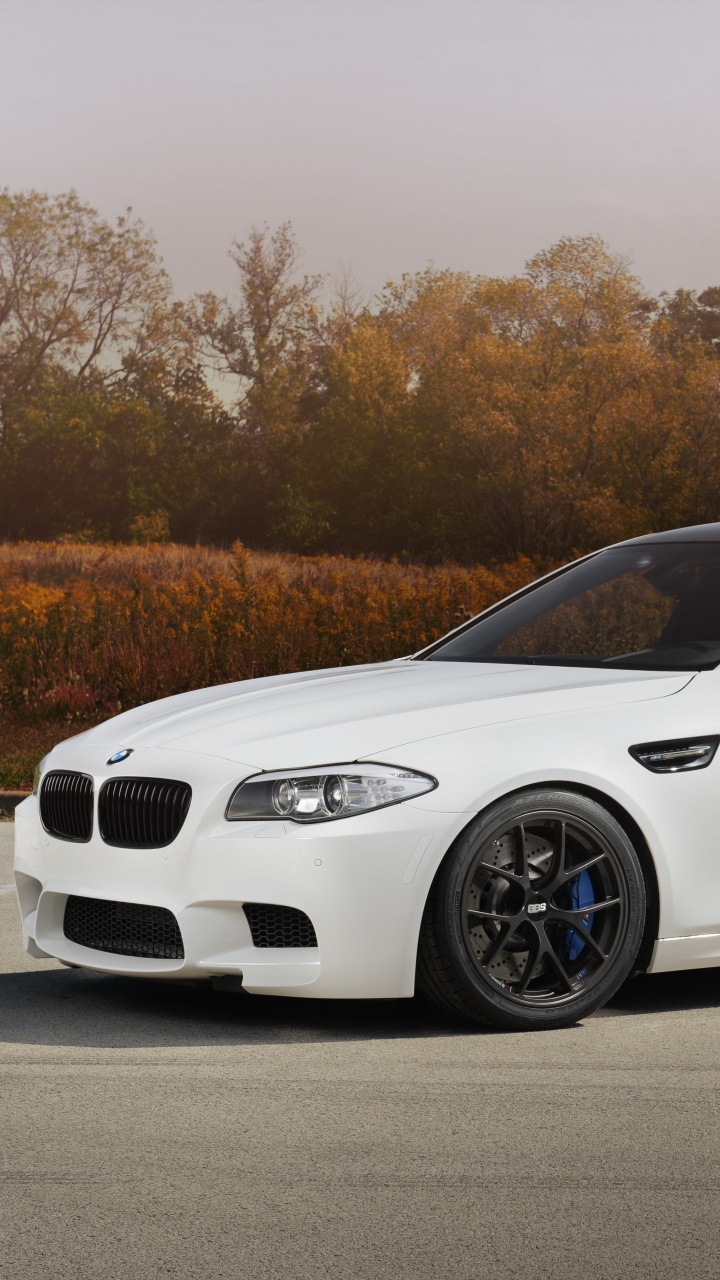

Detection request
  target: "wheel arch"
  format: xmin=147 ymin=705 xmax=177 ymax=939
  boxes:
xmin=543 ymin=782 xmax=659 ymax=974
xmin=419 ymin=780 xmax=660 ymax=977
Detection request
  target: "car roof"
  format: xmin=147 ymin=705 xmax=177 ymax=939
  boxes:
xmin=614 ymin=522 xmax=720 ymax=546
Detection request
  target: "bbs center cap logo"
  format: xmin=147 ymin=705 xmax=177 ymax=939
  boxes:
xmin=107 ymin=748 xmax=133 ymax=765
xmin=527 ymin=901 xmax=547 ymax=915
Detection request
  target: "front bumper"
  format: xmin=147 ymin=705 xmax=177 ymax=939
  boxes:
xmin=13 ymin=765 xmax=458 ymax=998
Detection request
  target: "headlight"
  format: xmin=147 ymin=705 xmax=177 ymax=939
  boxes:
xmin=226 ymin=763 xmax=437 ymax=823
xmin=32 ymin=753 xmax=50 ymax=796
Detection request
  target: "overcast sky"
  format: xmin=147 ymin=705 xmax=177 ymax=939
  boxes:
xmin=3 ymin=0 xmax=720 ymax=303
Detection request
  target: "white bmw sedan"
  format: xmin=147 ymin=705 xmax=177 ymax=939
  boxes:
xmin=13 ymin=523 xmax=720 ymax=1030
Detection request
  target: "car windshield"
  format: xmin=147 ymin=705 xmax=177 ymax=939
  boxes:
xmin=423 ymin=542 xmax=720 ymax=671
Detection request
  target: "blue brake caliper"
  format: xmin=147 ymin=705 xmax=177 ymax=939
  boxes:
xmin=559 ymin=870 xmax=595 ymax=966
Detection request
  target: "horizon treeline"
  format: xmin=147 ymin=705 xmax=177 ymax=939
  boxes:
xmin=1 ymin=188 xmax=720 ymax=563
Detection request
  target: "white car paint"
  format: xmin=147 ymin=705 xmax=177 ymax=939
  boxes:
xmin=13 ymin=655 xmax=720 ymax=997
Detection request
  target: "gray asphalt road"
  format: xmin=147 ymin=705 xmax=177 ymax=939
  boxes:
xmin=1 ymin=821 xmax=719 ymax=1280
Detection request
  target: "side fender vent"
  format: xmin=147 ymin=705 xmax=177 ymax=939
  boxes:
xmin=629 ymin=736 xmax=719 ymax=773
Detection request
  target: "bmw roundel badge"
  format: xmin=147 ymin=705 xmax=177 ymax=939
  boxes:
xmin=107 ymin=748 xmax=133 ymax=765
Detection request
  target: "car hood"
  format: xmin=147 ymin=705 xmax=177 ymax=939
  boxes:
xmin=70 ymin=660 xmax=694 ymax=770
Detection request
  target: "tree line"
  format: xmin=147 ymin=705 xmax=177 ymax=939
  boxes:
xmin=1 ymin=187 xmax=719 ymax=563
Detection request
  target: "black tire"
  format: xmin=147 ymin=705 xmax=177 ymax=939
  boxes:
xmin=417 ymin=789 xmax=646 ymax=1031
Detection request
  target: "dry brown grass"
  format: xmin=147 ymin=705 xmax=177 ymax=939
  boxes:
xmin=0 ymin=540 xmax=244 ymax=586
xmin=0 ymin=540 xmax=526 ymax=590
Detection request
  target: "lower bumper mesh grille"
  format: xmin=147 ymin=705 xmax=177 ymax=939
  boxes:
xmin=63 ymin=896 xmax=184 ymax=959
xmin=243 ymin=903 xmax=318 ymax=948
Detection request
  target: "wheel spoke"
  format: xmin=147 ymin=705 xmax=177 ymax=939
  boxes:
xmin=541 ymin=931 xmax=574 ymax=992
xmin=560 ymin=852 xmax=606 ymax=882
xmin=515 ymin=930 xmax=543 ymax=996
xmin=468 ymin=908 xmax=513 ymax=921
xmin=553 ymin=915 xmax=608 ymax=961
xmin=478 ymin=862 xmax=525 ymax=886
xmin=556 ymin=819 xmax=567 ymax=874
xmin=515 ymin=823 xmax=529 ymax=879
xmin=552 ymin=897 xmax=620 ymax=916
xmin=543 ymin=819 xmax=567 ymax=889
xmin=479 ymin=919 xmax=515 ymax=968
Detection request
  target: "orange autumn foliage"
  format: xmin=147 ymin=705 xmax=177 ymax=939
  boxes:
xmin=0 ymin=540 xmax=543 ymax=720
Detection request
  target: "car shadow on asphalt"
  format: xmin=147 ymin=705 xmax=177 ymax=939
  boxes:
xmin=0 ymin=965 xmax=477 ymax=1048
xmin=597 ymin=966 xmax=720 ymax=1017
xmin=0 ymin=962 xmax=718 ymax=1048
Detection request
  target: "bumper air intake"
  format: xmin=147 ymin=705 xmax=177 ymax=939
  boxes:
xmin=63 ymin=896 xmax=185 ymax=959
xmin=243 ymin=903 xmax=318 ymax=948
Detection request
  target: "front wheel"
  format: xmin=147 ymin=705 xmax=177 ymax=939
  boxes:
xmin=417 ymin=789 xmax=646 ymax=1031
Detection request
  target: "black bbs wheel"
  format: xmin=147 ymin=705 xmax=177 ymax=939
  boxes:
xmin=418 ymin=789 xmax=646 ymax=1030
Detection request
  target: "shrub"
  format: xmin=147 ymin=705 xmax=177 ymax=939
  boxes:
xmin=0 ymin=540 xmax=544 ymax=720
